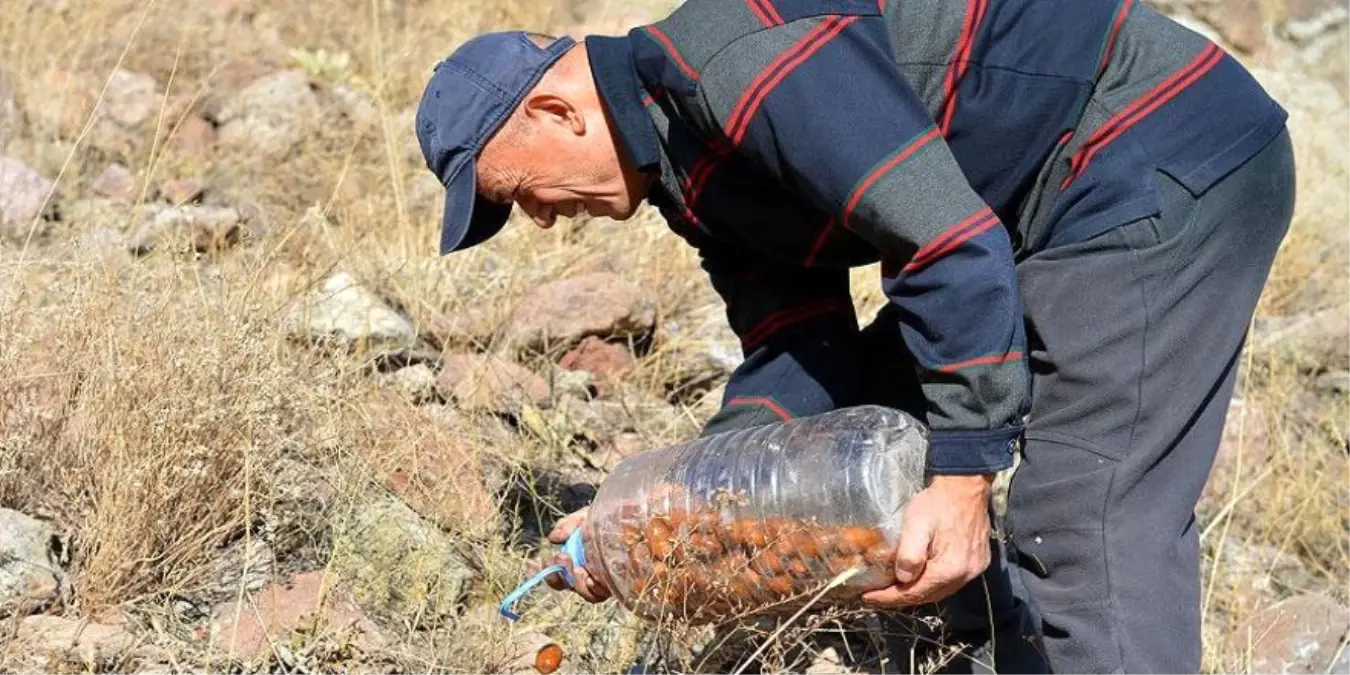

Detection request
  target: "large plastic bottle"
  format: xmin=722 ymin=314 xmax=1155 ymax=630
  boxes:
xmin=500 ymin=405 xmax=929 ymax=624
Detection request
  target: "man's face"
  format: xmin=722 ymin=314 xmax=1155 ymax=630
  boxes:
xmin=474 ymin=95 xmax=645 ymax=229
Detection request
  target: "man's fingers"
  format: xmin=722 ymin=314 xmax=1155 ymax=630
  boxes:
xmin=893 ymin=511 xmax=935 ymax=584
xmin=547 ymin=508 xmax=588 ymax=544
xmin=862 ymin=563 xmax=966 ymax=607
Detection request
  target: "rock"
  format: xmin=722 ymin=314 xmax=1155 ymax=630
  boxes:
xmin=158 ymin=179 xmax=204 ymax=205
xmin=1200 ymin=398 xmax=1273 ymax=511
xmin=211 ymin=571 xmax=383 ymax=662
xmin=169 ymin=114 xmax=217 ymax=158
xmin=559 ymin=336 xmax=635 ymax=395
xmin=217 ymin=70 xmax=320 ymax=158
xmin=287 ymin=272 xmax=417 ymax=351
xmin=103 ymin=69 xmax=159 ymax=129
xmin=436 ymin=352 xmax=550 ymax=413
xmin=1214 ymin=540 xmax=1321 ymax=614
xmin=90 ymin=163 xmax=136 ymax=202
xmin=130 ymin=205 xmax=241 ymax=254
xmin=0 ymin=156 xmax=54 ymax=241
xmin=0 ymin=68 xmax=20 ymax=147
xmin=0 ymin=509 xmax=63 ymax=617
xmin=15 ymin=615 xmax=136 ymax=665
xmin=1283 ymin=0 xmax=1350 ymax=43
xmin=591 ymin=431 xmax=648 ymax=472
xmin=505 ymin=273 xmax=657 ymax=352
xmin=201 ymin=538 xmax=275 ymax=604
xmin=1252 ymin=304 xmax=1350 ymax=372
xmin=201 ymin=58 xmax=272 ymax=122
xmin=327 ymin=83 xmax=378 ymax=126
xmin=1194 ymin=0 xmax=1268 ymax=52
xmin=381 ymin=363 xmax=438 ymax=401
xmin=550 ymin=366 xmax=595 ymax=400
xmin=1315 ymin=369 xmax=1350 ymax=394
xmin=19 ymin=70 xmax=98 ymax=139
xmin=330 ymin=499 xmax=476 ymax=627
xmin=806 ymin=646 xmax=847 ymax=675
xmin=1226 ymin=593 xmax=1349 ymax=673
xmin=421 ymin=304 xmax=500 ymax=347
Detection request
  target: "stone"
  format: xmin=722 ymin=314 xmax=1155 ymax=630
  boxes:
xmin=0 ymin=507 xmax=63 ymax=618
xmin=217 ymin=70 xmax=320 ymax=158
xmin=1200 ymin=398 xmax=1273 ymax=510
xmin=381 ymin=363 xmax=438 ymax=402
xmin=0 ymin=68 xmax=20 ymax=147
xmin=1226 ymin=593 xmax=1349 ymax=673
xmin=1283 ymin=0 xmax=1350 ymax=42
xmin=201 ymin=538 xmax=275 ymax=605
xmin=102 ymin=69 xmax=159 ymax=129
xmin=1194 ymin=0 xmax=1268 ymax=52
xmin=90 ymin=163 xmax=136 ymax=202
xmin=287 ymin=272 xmax=417 ymax=351
xmin=15 ymin=615 xmax=136 ymax=665
xmin=0 ymin=156 xmax=54 ymax=241
xmin=0 ymin=509 xmax=63 ymax=617
xmin=210 ymin=571 xmax=383 ymax=662
xmin=1214 ymin=540 xmax=1321 ymax=614
xmin=169 ymin=114 xmax=217 ymax=158
xmin=505 ymin=273 xmax=657 ymax=352
xmin=327 ymin=83 xmax=378 ymax=127
xmin=421 ymin=304 xmax=500 ymax=347
xmin=130 ymin=205 xmax=241 ymax=254
xmin=158 ymin=179 xmax=204 ymax=205
xmin=1315 ymin=369 xmax=1350 ymax=394
xmin=330 ymin=499 xmax=476 ymax=627
xmin=1252 ymin=304 xmax=1350 ymax=373
xmin=559 ymin=336 xmax=635 ymax=395
xmin=436 ymin=352 xmax=551 ymax=413
xmin=20 ymin=70 xmax=98 ymax=139
xmin=591 ymin=431 xmax=648 ymax=472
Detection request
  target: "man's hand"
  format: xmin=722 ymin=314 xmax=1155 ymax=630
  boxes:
xmin=861 ymin=474 xmax=994 ymax=607
xmin=541 ymin=508 xmax=612 ymax=603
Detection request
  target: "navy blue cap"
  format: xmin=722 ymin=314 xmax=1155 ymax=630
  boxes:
xmin=416 ymin=32 xmax=576 ymax=254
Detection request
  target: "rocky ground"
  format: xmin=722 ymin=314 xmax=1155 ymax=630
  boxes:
xmin=0 ymin=0 xmax=1345 ymax=673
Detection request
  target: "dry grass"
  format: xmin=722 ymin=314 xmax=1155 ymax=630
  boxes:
xmin=0 ymin=0 xmax=1345 ymax=673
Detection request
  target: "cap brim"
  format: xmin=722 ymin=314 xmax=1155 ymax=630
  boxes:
xmin=440 ymin=162 xmax=513 ymax=255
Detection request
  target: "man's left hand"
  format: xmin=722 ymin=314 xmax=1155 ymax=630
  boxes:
xmin=861 ymin=474 xmax=994 ymax=607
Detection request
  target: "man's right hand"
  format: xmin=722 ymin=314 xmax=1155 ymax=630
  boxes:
xmin=542 ymin=508 xmax=612 ymax=603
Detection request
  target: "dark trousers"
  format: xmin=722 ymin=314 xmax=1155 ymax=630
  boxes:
xmin=865 ymin=129 xmax=1296 ymax=673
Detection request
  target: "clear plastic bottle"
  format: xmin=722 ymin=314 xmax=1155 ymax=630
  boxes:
xmin=576 ymin=404 xmax=929 ymax=623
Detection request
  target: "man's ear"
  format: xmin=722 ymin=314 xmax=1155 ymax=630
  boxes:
xmin=520 ymin=93 xmax=585 ymax=136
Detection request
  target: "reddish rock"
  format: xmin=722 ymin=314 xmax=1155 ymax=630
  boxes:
xmin=505 ymin=273 xmax=657 ymax=352
xmin=211 ymin=571 xmax=382 ymax=662
xmin=91 ymin=163 xmax=136 ymax=202
xmin=159 ymin=179 xmax=204 ymax=205
xmin=1194 ymin=0 xmax=1268 ymax=53
xmin=1200 ymin=398 xmax=1272 ymax=513
xmin=436 ymin=353 xmax=550 ymax=413
xmin=559 ymin=336 xmax=634 ymax=394
xmin=1226 ymin=593 xmax=1349 ymax=673
xmin=170 ymin=115 xmax=217 ymax=158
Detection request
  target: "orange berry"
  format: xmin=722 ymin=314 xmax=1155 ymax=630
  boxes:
xmin=535 ymin=644 xmax=563 ymax=674
xmin=838 ymin=526 xmax=883 ymax=554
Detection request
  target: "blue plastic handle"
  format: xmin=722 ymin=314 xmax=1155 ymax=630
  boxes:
xmin=499 ymin=528 xmax=588 ymax=621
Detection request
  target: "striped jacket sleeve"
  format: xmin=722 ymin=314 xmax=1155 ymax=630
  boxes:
xmin=698 ymin=10 xmax=1028 ymax=473
xmin=696 ymin=242 xmax=867 ymax=437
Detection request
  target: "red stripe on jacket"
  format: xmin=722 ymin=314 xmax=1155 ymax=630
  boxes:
xmin=903 ymin=208 xmax=999 ymax=274
xmin=938 ymin=351 xmax=1024 ymax=373
xmin=643 ymin=25 xmax=700 ymax=81
xmin=741 ymin=299 xmax=852 ymax=351
xmin=1063 ymin=44 xmax=1223 ymax=189
xmin=1098 ymin=0 xmax=1136 ymax=79
xmin=937 ymin=0 xmax=989 ymax=136
xmin=727 ymin=396 xmax=793 ymax=421
xmin=726 ymin=16 xmax=856 ymax=145
xmin=842 ymin=127 xmax=942 ymax=229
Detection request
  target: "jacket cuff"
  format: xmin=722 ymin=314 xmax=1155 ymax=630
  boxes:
xmin=927 ymin=426 xmax=1022 ymax=475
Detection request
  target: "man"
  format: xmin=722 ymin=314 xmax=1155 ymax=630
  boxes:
xmin=414 ymin=0 xmax=1295 ymax=671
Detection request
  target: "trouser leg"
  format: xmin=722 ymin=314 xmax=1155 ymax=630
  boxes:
xmin=859 ymin=310 xmax=1048 ymax=674
xmin=1008 ymin=130 xmax=1296 ymax=673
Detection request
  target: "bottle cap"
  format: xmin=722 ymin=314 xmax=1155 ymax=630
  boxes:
xmin=498 ymin=527 xmax=587 ymax=621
